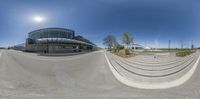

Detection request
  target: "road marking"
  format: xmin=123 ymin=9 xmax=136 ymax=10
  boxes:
xmin=104 ymin=51 xmax=200 ymax=89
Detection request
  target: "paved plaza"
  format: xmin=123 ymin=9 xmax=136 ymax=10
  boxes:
xmin=0 ymin=49 xmax=200 ymax=99
xmin=105 ymin=51 xmax=200 ymax=89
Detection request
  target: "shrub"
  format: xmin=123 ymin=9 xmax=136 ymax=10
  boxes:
xmin=114 ymin=44 xmax=124 ymax=52
xmin=124 ymin=49 xmax=129 ymax=55
xmin=118 ymin=49 xmax=129 ymax=56
xmin=176 ymin=50 xmax=193 ymax=57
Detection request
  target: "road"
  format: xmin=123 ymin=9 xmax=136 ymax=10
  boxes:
xmin=0 ymin=49 xmax=200 ymax=99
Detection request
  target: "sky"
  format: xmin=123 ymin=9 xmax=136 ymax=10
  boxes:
xmin=0 ymin=0 xmax=200 ymax=48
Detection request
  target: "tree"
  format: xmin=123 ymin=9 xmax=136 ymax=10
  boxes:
xmin=103 ymin=35 xmax=117 ymax=51
xmin=122 ymin=32 xmax=133 ymax=49
xmin=114 ymin=44 xmax=124 ymax=52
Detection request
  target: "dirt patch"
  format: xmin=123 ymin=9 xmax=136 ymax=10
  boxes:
xmin=111 ymin=52 xmax=137 ymax=58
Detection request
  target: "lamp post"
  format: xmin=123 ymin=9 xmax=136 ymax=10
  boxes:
xmin=168 ymin=40 xmax=171 ymax=52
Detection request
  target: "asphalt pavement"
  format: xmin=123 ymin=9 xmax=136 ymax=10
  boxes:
xmin=0 ymin=49 xmax=200 ymax=99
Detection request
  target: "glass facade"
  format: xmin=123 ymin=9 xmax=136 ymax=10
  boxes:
xmin=29 ymin=28 xmax=75 ymax=40
xmin=26 ymin=28 xmax=95 ymax=52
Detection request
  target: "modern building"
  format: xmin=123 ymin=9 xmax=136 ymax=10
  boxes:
xmin=26 ymin=27 xmax=96 ymax=53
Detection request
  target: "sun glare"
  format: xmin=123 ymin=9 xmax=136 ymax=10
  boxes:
xmin=33 ymin=16 xmax=44 ymax=23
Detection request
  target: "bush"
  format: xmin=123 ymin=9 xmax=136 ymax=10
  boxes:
xmin=110 ymin=44 xmax=124 ymax=53
xmin=176 ymin=50 xmax=193 ymax=57
xmin=118 ymin=49 xmax=129 ymax=56
xmin=115 ymin=44 xmax=124 ymax=52
xmin=124 ymin=49 xmax=129 ymax=55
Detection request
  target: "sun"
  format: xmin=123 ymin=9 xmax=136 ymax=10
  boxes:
xmin=33 ymin=16 xmax=44 ymax=23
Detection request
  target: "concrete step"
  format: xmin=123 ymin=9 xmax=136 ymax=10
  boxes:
xmin=106 ymin=52 xmax=199 ymax=83
xmin=110 ymin=52 xmax=195 ymax=66
xmin=110 ymin=53 xmax=196 ymax=71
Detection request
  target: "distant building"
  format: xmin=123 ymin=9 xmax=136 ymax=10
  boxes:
xmin=10 ymin=43 xmax=26 ymax=51
xmin=127 ymin=44 xmax=144 ymax=51
xmin=26 ymin=27 xmax=96 ymax=53
xmin=127 ymin=43 xmax=151 ymax=51
xmin=0 ymin=47 xmax=6 ymax=49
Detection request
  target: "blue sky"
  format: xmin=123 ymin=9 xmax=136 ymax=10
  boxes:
xmin=0 ymin=0 xmax=200 ymax=48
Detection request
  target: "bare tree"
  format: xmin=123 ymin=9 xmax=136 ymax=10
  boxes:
xmin=103 ymin=35 xmax=117 ymax=51
xmin=122 ymin=32 xmax=133 ymax=49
